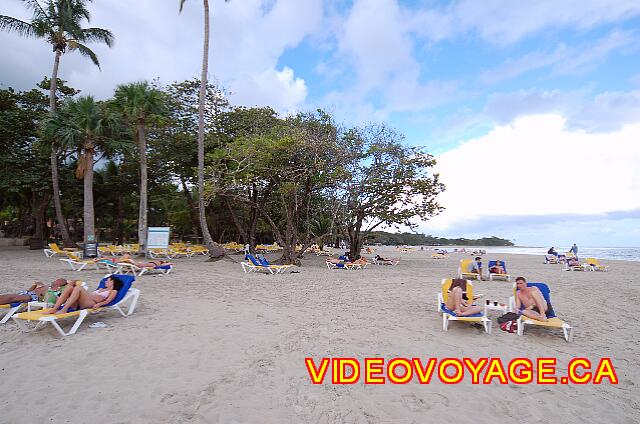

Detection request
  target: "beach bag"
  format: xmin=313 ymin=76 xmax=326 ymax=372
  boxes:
xmin=500 ymin=320 xmax=518 ymax=333
xmin=497 ymin=312 xmax=519 ymax=333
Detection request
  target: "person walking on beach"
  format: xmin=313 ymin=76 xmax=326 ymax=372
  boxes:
xmin=570 ymin=243 xmax=578 ymax=258
xmin=515 ymin=277 xmax=551 ymax=322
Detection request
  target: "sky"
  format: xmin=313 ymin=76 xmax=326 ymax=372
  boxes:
xmin=1 ymin=0 xmax=640 ymax=247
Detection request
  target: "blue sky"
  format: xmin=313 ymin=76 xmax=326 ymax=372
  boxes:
xmin=1 ymin=0 xmax=639 ymax=246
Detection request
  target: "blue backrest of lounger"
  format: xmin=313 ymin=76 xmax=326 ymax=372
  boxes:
xmin=257 ymin=254 xmax=270 ymax=266
xmin=98 ymin=274 xmax=135 ymax=307
xmin=245 ymin=254 xmax=263 ymax=266
xmin=519 ymin=282 xmax=556 ymax=318
xmin=488 ymin=260 xmax=507 ymax=272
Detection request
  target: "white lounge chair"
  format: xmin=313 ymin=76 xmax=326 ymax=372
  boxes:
xmin=12 ymin=275 xmax=139 ymax=337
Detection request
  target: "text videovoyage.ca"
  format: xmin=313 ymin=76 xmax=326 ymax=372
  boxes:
xmin=305 ymin=357 xmax=618 ymax=385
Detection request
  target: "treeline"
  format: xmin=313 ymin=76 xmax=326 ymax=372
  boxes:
xmin=365 ymin=232 xmax=514 ymax=246
xmin=0 ymin=78 xmax=445 ymax=263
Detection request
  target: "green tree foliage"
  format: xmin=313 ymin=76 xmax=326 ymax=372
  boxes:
xmin=341 ymin=124 xmax=445 ymax=257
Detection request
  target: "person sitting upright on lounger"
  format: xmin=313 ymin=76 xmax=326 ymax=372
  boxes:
xmin=44 ymin=275 xmax=123 ymax=315
xmin=445 ymin=279 xmax=483 ymax=316
xmin=467 ymin=257 xmax=483 ymax=279
xmin=489 ymin=260 xmax=506 ymax=275
xmin=515 ymin=277 xmax=551 ymax=322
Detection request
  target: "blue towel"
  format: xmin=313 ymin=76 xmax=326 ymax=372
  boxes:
xmin=440 ymin=303 xmax=484 ymax=318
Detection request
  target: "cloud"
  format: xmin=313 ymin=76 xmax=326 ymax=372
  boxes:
xmin=420 ymin=114 xmax=640 ymax=245
xmin=413 ymin=0 xmax=640 ymax=45
xmin=485 ymin=88 xmax=640 ymax=133
xmin=484 ymin=89 xmax=582 ymax=125
xmin=0 ymin=0 xmax=320 ymax=113
xmin=480 ymin=30 xmax=639 ymax=85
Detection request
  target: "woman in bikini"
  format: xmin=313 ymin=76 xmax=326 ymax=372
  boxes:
xmin=489 ymin=260 xmax=506 ymax=274
xmin=445 ymin=280 xmax=483 ymax=316
xmin=44 ymin=276 xmax=123 ymax=315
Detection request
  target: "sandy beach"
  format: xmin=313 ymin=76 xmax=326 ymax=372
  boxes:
xmin=1 ymin=247 xmax=638 ymax=423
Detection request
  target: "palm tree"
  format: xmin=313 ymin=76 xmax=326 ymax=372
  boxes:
xmin=179 ymin=0 xmax=227 ymax=259
xmin=44 ymin=96 xmax=113 ymax=243
xmin=112 ymin=82 xmax=165 ymax=255
xmin=0 ymin=0 xmax=114 ymax=245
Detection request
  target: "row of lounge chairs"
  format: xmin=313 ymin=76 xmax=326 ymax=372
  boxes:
xmin=438 ymin=278 xmax=573 ymax=341
xmin=1 ymin=274 xmax=140 ymax=337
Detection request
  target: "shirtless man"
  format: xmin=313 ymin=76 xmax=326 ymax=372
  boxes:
xmin=514 ymin=277 xmax=548 ymax=322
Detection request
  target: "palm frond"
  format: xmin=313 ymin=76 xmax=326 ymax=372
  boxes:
xmin=0 ymin=15 xmax=40 ymax=38
xmin=69 ymin=41 xmax=100 ymax=68
xmin=20 ymin=0 xmax=50 ymax=22
xmin=179 ymin=0 xmax=188 ymax=13
xmin=80 ymin=27 xmax=114 ymax=47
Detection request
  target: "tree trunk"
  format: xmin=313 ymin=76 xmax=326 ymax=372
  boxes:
xmin=115 ymin=191 xmax=124 ymax=244
xmin=180 ymin=177 xmax=200 ymax=237
xmin=137 ymin=120 xmax=148 ymax=255
xmin=198 ymin=0 xmax=224 ymax=260
xmin=49 ymin=49 xmax=72 ymax=246
xmin=83 ymin=143 xmax=95 ymax=243
xmin=32 ymin=191 xmax=50 ymax=240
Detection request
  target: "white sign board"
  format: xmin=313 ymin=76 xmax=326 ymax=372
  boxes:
xmin=147 ymin=227 xmax=170 ymax=249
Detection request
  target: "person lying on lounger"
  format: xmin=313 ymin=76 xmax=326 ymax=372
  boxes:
xmin=0 ymin=282 xmax=48 ymax=305
xmin=489 ymin=260 xmax=506 ymax=274
xmin=445 ymin=280 xmax=483 ymax=317
xmin=514 ymin=277 xmax=550 ymax=322
xmin=326 ymin=257 xmax=343 ymax=265
xmin=118 ymin=254 xmax=171 ymax=268
xmin=43 ymin=276 xmax=123 ymax=315
xmin=374 ymin=255 xmax=396 ymax=265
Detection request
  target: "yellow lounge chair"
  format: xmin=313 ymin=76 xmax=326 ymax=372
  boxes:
xmin=458 ymin=259 xmax=482 ymax=280
xmin=585 ymin=258 xmax=608 ymax=272
xmin=59 ymin=252 xmax=99 ymax=271
xmin=438 ymin=279 xmax=491 ymax=333
xmin=508 ymin=282 xmax=573 ymax=342
xmin=12 ymin=275 xmax=139 ymax=337
xmin=43 ymin=242 xmax=77 ymax=258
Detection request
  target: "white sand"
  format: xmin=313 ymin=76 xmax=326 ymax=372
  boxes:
xmin=1 ymin=247 xmax=638 ymax=423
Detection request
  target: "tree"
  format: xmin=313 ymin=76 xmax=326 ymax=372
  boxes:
xmin=43 ymin=96 xmax=120 ymax=243
xmin=0 ymin=0 xmax=114 ymax=245
xmin=112 ymin=81 xmax=166 ymax=255
xmin=341 ymin=124 xmax=445 ymax=258
xmin=179 ymin=0 xmax=229 ymax=260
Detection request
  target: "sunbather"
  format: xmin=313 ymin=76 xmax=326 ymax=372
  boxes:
xmin=489 ymin=260 xmax=506 ymax=274
xmin=44 ymin=275 xmax=123 ymax=315
xmin=467 ymin=257 xmax=483 ymax=280
xmin=445 ymin=280 xmax=483 ymax=316
xmin=515 ymin=277 xmax=550 ymax=322
xmin=374 ymin=254 xmax=396 ymax=265
xmin=0 ymin=282 xmax=48 ymax=304
xmin=119 ymin=254 xmax=171 ymax=268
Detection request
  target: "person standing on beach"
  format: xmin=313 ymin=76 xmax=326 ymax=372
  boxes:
xmin=570 ymin=243 xmax=578 ymax=258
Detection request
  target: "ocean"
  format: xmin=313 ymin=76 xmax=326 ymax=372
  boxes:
xmin=444 ymin=246 xmax=640 ymax=262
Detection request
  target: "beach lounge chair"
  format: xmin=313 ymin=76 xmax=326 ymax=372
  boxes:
xmin=431 ymin=252 xmax=446 ymax=259
xmin=487 ymin=260 xmax=511 ymax=281
xmin=564 ymin=260 xmax=588 ymax=271
xmin=458 ymin=259 xmax=482 ymax=280
xmin=1 ymin=302 xmax=26 ymax=324
xmin=585 ymin=258 xmax=608 ymax=272
xmin=241 ymin=254 xmax=292 ymax=274
xmin=117 ymin=262 xmax=173 ymax=277
xmin=508 ymin=282 xmax=573 ymax=342
xmin=437 ymin=279 xmax=491 ymax=333
xmin=59 ymin=252 xmax=99 ymax=271
xmin=12 ymin=275 xmax=139 ymax=337
xmin=43 ymin=243 xmax=77 ymax=258
xmin=373 ymin=256 xmax=400 ymax=265
xmin=544 ymin=255 xmax=558 ymax=264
